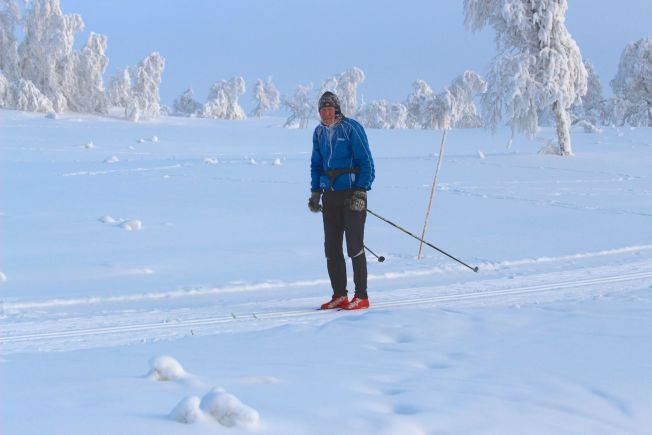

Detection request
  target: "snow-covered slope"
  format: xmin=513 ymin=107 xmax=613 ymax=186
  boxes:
xmin=1 ymin=110 xmax=651 ymax=434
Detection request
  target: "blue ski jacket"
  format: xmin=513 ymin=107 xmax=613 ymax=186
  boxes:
xmin=311 ymin=117 xmax=375 ymax=192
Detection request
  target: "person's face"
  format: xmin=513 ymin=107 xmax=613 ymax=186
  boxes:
xmin=319 ymin=107 xmax=336 ymax=126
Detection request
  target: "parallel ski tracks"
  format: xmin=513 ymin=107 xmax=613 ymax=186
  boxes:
xmin=2 ymin=269 xmax=652 ymax=348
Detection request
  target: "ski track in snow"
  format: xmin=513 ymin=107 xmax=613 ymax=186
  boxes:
xmin=2 ymin=257 xmax=651 ymax=354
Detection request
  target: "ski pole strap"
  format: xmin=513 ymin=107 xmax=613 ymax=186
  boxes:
xmin=323 ymin=167 xmax=360 ymax=190
xmin=366 ymin=208 xmax=479 ymax=273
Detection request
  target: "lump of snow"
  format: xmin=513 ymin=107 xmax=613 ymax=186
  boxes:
xmin=200 ymin=388 xmax=260 ymax=428
xmin=45 ymin=112 xmax=58 ymax=120
xmin=98 ymin=216 xmax=120 ymax=224
xmin=248 ymin=158 xmax=257 ymax=165
xmin=147 ymin=355 xmax=186 ymax=381
xmin=137 ymin=138 xmax=146 ymax=143
xmin=203 ymin=157 xmax=219 ymax=164
xmin=104 ymin=155 xmax=120 ymax=163
xmin=273 ymin=158 xmax=283 ymax=166
xmin=0 ymin=272 xmax=7 ymax=283
xmin=169 ymin=396 xmax=203 ymax=424
xmin=83 ymin=142 xmax=96 ymax=149
xmin=151 ymin=135 xmax=159 ymax=143
xmin=120 ymin=220 xmax=143 ymax=231
xmin=478 ymin=150 xmax=485 ymax=159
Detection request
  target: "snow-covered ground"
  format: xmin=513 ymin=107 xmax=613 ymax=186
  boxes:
xmin=1 ymin=109 xmax=651 ymax=434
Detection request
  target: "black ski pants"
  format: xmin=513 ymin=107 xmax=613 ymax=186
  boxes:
xmin=321 ymin=190 xmax=368 ymax=299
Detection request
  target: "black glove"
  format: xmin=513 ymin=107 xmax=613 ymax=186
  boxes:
xmin=308 ymin=191 xmax=321 ymax=213
xmin=349 ymin=190 xmax=367 ymax=212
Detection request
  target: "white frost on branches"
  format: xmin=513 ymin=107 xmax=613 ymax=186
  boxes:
xmin=408 ymin=72 xmax=486 ymax=130
xmin=200 ymin=77 xmax=246 ymax=120
xmin=250 ymin=76 xmax=280 ymax=117
xmin=610 ymin=37 xmax=652 ymax=127
xmin=283 ymin=83 xmax=316 ymax=128
xmin=464 ymin=0 xmax=587 ymax=155
xmin=321 ymin=67 xmax=365 ymax=115
xmin=173 ymin=88 xmax=202 ymax=116
xmin=0 ymin=0 xmax=164 ymax=120
xmin=570 ymin=61 xmax=604 ymax=129
xmin=358 ymin=100 xmax=408 ymax=129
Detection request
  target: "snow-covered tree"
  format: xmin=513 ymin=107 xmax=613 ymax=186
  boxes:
xmin=201 ymin=76 xmax=246 ymax=120
xmin=107 ymin=67 xmax=131 ymax=108
xmin=250 ymin=77 xmax=280 ymax=117
xmin=173 ymin=88 xmax=202 ymax=116
xmin=464 ymin=0 xmax=588 ymax=156
xmin=0 ymin=0 xmax=20 ymax=80
xmin=321 ymin=67 xmax=365 ymax=115
xmin=405 ymin=80 xmax=434 ymax=128
xmin=570 ymin=61 xmax=604 ymax=128
xmin=7 ymin=78 xmax=55 ymax=112
xmin=63 ymin=32 xmax=109 ymax=113
xmin=283 ymin=83 xmax=316 ymax=128
xmin=358 ymin=100 xmax=408 ymax=129
xmin=130 ymin=52 xmax=165 ymax=118
xmin=610 ymin=37 xmax=652 ymax=127
xmin=18 ymin=0 xmax=84 ymax=112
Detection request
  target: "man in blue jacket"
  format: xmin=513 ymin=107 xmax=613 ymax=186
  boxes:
xmin=308 ymin=91 xmax=375 ymax=310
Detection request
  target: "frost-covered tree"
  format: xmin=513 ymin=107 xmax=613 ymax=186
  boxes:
xmin=7 ymin=78 xmax=55 ymax=112
xmin=464 ymin=0 xmax=588 ymax=156
xmin=250 ymin=76 xmax=280 ymax=117
xmin=130 ymin=52 xmax=165 ymax=118
xmin=610 ymin=37 xmax=652 ymax=127
xmin=405 ymin=80 xmax=434 ymax=128
xmin=570 ymin=61 xmax=604 ymax=128
xmin=358 ymin=100 xmax=407 ymax=129
xmin=283 ymin=83 xmax=316 ymax=128
xmin=106 ymin=67 xmax=131 ymax=108
xmin=18 ymin=0 xmax=84 ymax=112
xmin=0 ymin=0 xmax=20 ymax=80
xmin=63 ymin=32 xmax=109 ymax=113
xmin=321 ymin=67 xmax=365 ymax=115
xmin=201 ymin=76 xmax=246 ymax=120
xmin=173 ymin=88 xmax=202 ymax=116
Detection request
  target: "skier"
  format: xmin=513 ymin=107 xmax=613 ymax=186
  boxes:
xmin=308 ymin=91 xmax=375 ymax=310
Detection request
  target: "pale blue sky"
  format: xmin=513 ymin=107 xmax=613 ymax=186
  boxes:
xmin=60 ymin=0 xmax=652 ymax=108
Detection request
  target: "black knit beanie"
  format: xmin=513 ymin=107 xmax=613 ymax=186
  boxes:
xmin=318 ymin=91 xmax=341 ymax=113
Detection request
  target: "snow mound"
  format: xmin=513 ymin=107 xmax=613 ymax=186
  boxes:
xmin=83 ymin=142 xmax=96 ymax=149
xmin=147 ymin=355 xmax=186 ymax=381
xmin=248 ymin=158 xmax=257 ymax=165
xmin=45 ymin=112 xmax=58 ymax=120
xmin=98 ymin=216 xmax=120 ymax=224
xmin=0 ymin=272 xmax=7 ymax=283
xmin=203 ymin=157 xmax=219 ymax=164
xmin=478 ymin=150 xmax=485 ymax=159
xmin=151 ymin=135 xmax=159 ymax=143
xmin=104 ymin=155 xmax=120 ymax=163
xmin=273 ymin=158 xmax=282 ymax=166
xmin=120 ymin=220 xmax=143 ymax=231
xmin=200 ymin=387 xmax=260 ymax=428
xmin=169 ymin=396 xmax=203 ymax=424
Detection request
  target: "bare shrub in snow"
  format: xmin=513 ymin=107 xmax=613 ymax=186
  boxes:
xmin=358 ymin=100 xmax=408 ymax=129
xmin=250 ymin=76 xmax=280 ymax=117
xmin=610 ymin=37 xmax=652 ymax=127
xmin=173 ymin=88 xmax=201 ymax=116
xmin=200 ymin=76 xmax=246 ymax=120
xmin=169 ymin=396 xmax=203 ymax=424
xmin=464 ymin=0 xmax=588 ymax=155
xmin=321 ymin=66 xmax=365 ymax=115
xmin=200 ymin=387 xmax=260 ymax=428
xmin=283 ymin=83 xmax=316 ymax=128
xmin=147 ymin=355 xmax=186 ymax=381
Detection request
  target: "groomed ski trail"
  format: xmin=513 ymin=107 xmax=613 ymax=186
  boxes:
xmin=2 ymin=262 xmax=652 ymax=354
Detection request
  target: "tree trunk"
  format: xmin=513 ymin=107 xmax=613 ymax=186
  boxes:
xmin=553 ymin=101 xmax=573 ymax=156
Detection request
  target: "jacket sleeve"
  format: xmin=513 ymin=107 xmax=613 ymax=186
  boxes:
xmin=310 ymin=129 xmax=323 ymax=191
xmin=350 ymin=121 xmax=375 ymax=190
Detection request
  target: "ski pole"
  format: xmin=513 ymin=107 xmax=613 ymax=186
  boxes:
xmin=364 ymin=245 xmax=385 ymax=262
xmin=366 ymin=208 xmax=479 ymax=272
xmin=317 ymin=205 xmax=385 ymax=263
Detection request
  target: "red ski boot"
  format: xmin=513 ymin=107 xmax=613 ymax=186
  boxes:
xmin=343 ymin=296 xmax=370 ymax=310
xmin=320 ymin=295 xmax=349 ymax=310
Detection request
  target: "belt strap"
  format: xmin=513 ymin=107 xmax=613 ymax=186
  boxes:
xmin=323 ymin=167 xmax=360 ymax=189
